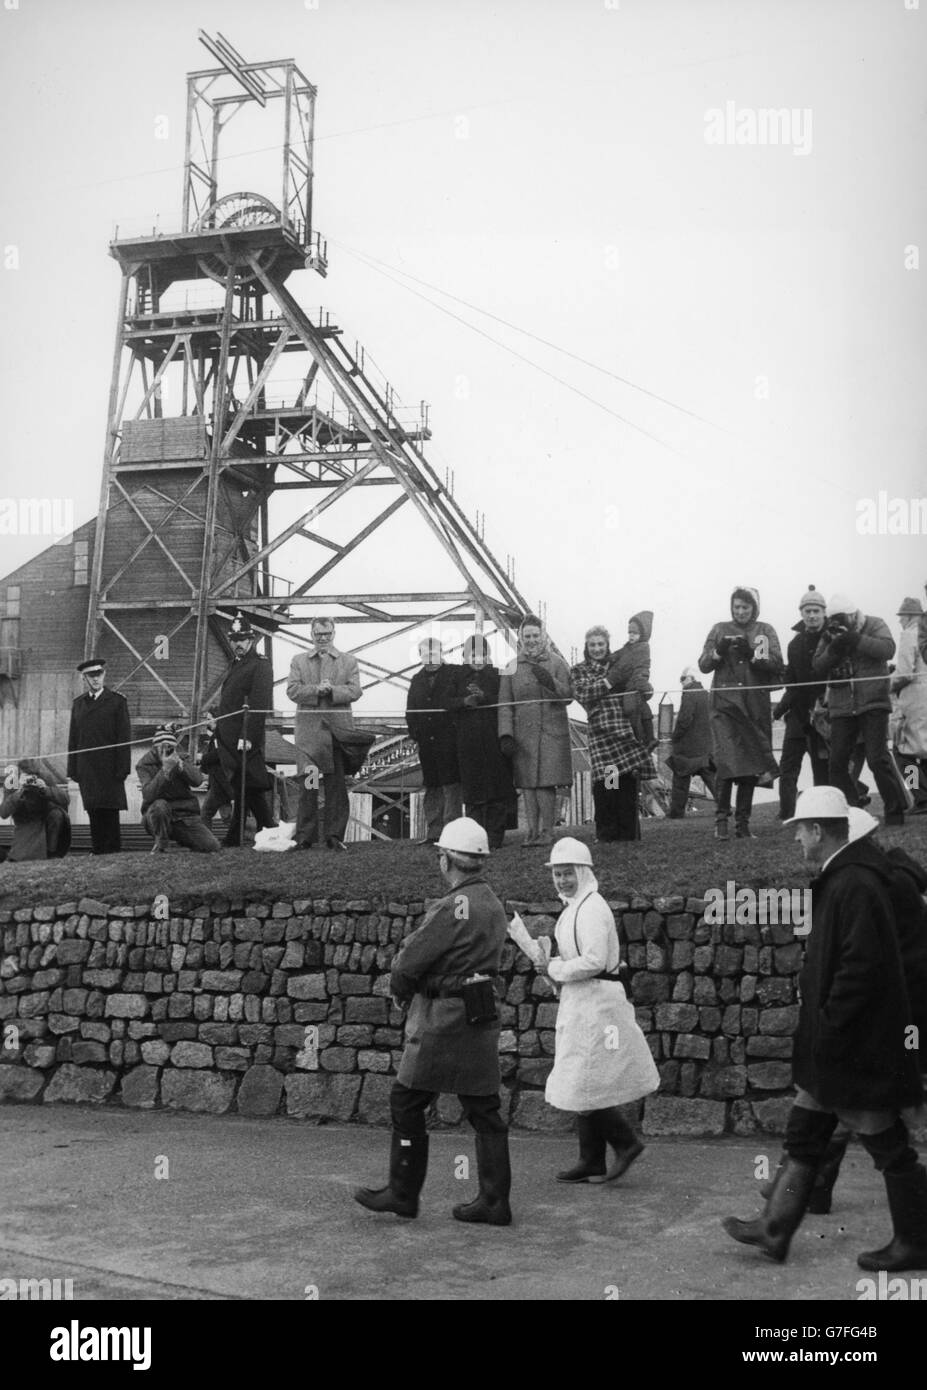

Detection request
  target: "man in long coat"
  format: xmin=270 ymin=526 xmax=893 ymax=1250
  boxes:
xmin=724 ymin=786 xmax=927 ymax=1271
xmin=406 ymin=639 xmax=462 ymax=843
xmin=286 ymin=616 xmax=361 ymax=850
xmin=206 ymin=613 xmax=275 ymax=847
xmin=67 ymin=657 xmax=131 ymax=855
xmin=445 ymin=634 xmax=514 ymax=849
xmin=774 ymin=585 xmax=830 ymax=820
xmin=698 ymin=585 xmax=782 ymax=839
xmin=812 ymin=592 xmax=905 ymax=825
xmin=354 ymin=817 xmax=512 ymax=1225
xmin=666 ymin=667 xmax=716 ymax=817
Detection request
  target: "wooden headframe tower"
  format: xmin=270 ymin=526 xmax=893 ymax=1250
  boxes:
xmin=85 ymin=32 xmax=531 ymax=730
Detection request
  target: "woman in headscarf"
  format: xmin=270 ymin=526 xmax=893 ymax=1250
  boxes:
xmin=571 ymin=625 xmax=655 ymax=842
xmin=0 ymin=757 xmax=71 ymax=861
xmin=698 ymin=586 xmax=783 ymax=840
xmin=445 ymin=634 xmax=516 ymax=848
xmin=892 ymin=597 xmax=927 ymax=813
xmin=498 ymin=616 xmax=573 ymax=848
xmin=535 ymin=837 xmax=660 ymax=1182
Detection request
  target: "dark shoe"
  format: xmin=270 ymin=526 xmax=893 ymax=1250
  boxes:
xmin=714 ymin=818 xmax=729 ymax=841
xmin=354 ymin=1133 xmax=428 ymax=1218
xmin=857 ymin=1164 xmax=927 ymax=1271
xmin=150 ymin=835 xmax=169 ymax=854
xmin=723 ymin=1156 xmax=817 ymax=1262
xmin=588 ymin=1107 xmax=645 ymax=1184
xmin=556 ymin=1114 xmax=607 ymax=1183
xmin=452 ymin=1132 xmax=512 ymax=1225
xmin=734 ymin=827 xmax=756 ymax=839
xmin=326 ymin=836 xmax=347 ymax=851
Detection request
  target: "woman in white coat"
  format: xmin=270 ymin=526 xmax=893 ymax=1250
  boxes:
xmin=539 ymin=837 xmax=660 ymax=1182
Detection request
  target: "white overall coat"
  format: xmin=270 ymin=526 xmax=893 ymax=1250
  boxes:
xmin=544 ymin=874 xmax=660 ymax=1113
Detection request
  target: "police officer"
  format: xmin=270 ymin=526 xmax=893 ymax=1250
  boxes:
xmin=67 ymin=657 xmax=131 ymax=855
xmin=354 ymin=817 xmax=512 ymax=1225
xmin=206 ymin=613 xmax=275 ymax=847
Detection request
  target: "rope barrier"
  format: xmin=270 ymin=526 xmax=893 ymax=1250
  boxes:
xmin=3 ymin=671 xmax=925 ymax=768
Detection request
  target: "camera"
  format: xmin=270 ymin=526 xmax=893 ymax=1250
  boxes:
xmin=826 ymin=614 xmax=850 ymax=636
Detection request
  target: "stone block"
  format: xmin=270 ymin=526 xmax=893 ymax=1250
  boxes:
xmin=237 ymin=1064 xmax=284 ymax=1116
xmin=517 ymin=1058 xmax=553 ymax=1086
xmin=55 ymin=940 xmax=92 ymax=965
xmin=673 ymin=1033 xmax=710 ymax=1060
xmin=287 ymin=973 xmax=327 ymax=1001
xmin=286 ymin=1072 xmax=362 ymax=1121
xmin=511 ymin=1090 xmax=573 ymax=1132
xmin=44 ymin=1063 xmax=116 ymax=1105
xmin=215 ymin=1047 xmax=251 ymax=1071
xmin=751 ymin=1096 xmax=795 ymax=1134
xmin=200 ymin=971 xmax=242 ymax=992
xmin=699 ymin=1065 xmax=747 ymax=1099
xmin=23 ymin=1043 xmax=56 ymax=1068
xmin=759 ymin=1006 xmax=799 ymax=1036
xmin=170 ymin=1041 xmax=214 ymax=1068
xmin=357 ymin=1050 xmax=392 ymax=1073
xmin=746 ymin=1036 xmax=793 ymax=1059
xmin=70 ymin=1041 xmax=108 ymax=1065
xmin=654 ymin=1003 xmax=698 ymax=1032
xmin=642 ymin=1096 xmax=726 ymax=1136
xmin=0 ymin=1066 xmax=44 ymax=1101
xmin=319 ymin=1046 xmax=356 ymax=1073
xmin=120 ymin=1065 xmax=159 ymax=1109
xmin=141 ymin=1040 xmax=171 ymax=1066
xmin=161 ymin=1070 xmax=236 ymax=1114
xmin=344 ymin=998 xmax=387 ymax=1025
xmin=746 ymin=1062 xmax=793 ymax=1090
xmin=104 ymin=994 xmax=148 ymax=1019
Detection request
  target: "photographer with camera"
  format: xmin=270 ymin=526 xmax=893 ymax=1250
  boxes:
xmin=698 ymin=586 xmax=783 ymax=839
xmin=136 ymin=726 xmax=221 ymax=855
xmin=812 ymin=593 xmax=906 ymax=826
xmin=0 ymin=759 xmax=71 ymax=862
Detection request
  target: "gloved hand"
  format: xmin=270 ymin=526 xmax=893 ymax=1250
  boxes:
xmin=606 ymin=661 xmax=624 ymax=689
xmin=843 ymin=628 xmax=860 ymax=649
xmin=533 ymin=665 xmax=556 ymax=692
xmin=730 ymin=636 xmax=752 ymax=660
xmin=463 ymin=693 xmax=482 ymax=708
xmin=716 ymin=635 xmax=735 ymax=657
xmin=500 ymin=735 xmax=516 ymax=759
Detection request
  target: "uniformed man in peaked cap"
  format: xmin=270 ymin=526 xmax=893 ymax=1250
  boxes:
xmin=67 ymin=657 xmax=131 ymax=854
xmin=206 ymin=612 xmax=275 ymax=846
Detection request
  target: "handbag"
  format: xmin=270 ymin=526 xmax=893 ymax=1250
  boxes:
xmin=331 ymin=726 xmax=378 ymax=775
xmin=459 ymin=975 xmax=499 ymax=1025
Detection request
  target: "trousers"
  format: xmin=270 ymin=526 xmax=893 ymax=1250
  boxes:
xmin=390 ymin=1081 xmax=507 ymax=1138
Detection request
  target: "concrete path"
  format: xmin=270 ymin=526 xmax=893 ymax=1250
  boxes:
xmin=0 ymin=1104 xmax=910 ymax=1302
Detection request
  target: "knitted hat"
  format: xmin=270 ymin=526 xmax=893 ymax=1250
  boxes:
xmin=897 ymin=596 xmax=924 ymax=617
xmin=827 ymin=593 xmax=857 ymax=617
xmin=152 ymin=725 xmax=179 ymax=747
xmin=798 ymin=584 xmax=826 ymax=611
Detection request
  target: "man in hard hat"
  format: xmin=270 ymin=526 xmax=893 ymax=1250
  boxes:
xmin=354 ymin=817 xmax=512 ymax=1225
xmin=723 ymin=786 xmax=926 ymax=1271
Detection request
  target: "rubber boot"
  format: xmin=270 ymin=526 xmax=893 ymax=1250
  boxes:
xmin=588 ymin=1107 xmax=645 ymax=1184
xmin=452 ymin=1132 xmax=512 ymax=1226
xmin=354 ymin=1132 xmax=428 ymax=1218
xmin=857 ymin=1122 xmax=927 ymax=1271
xmin=722 ymin=1156 xmax=817 ymax=1262
xmin=557 ymin=1113 xmax=607 ymax=1183
xmin=714 ymin=815 xmax=729 ymax=841
xmin=760 ymin=1134 xmax=851 ymax=1214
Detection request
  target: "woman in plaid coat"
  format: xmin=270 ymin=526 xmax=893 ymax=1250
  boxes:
xmin=571 ymin=625 xmax=655 ymax=841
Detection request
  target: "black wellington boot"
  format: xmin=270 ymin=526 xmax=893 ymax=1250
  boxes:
xmin=354 ymin=1132 xmax=428 ymax=1218
xmin=723 ymin=1157 xmax=817 ymax=1262
xmin=557 ymin=1113 xmax=607 ymax=1182
xmin=452 ymin=1132 xmax=512 ymax=1226
xmin=588 ymin=1107 xmax=645 ymax=1184
xmin=760 ymin=1134 xmax=851 ymax=1214
xmin=857 ymin=1164 xmax=927 ymax=1272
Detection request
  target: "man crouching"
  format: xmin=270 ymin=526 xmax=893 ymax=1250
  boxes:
xmin=354 ymin=818 xmax=512 ymax=1225
xmin=136 ymin=726 xmax=221 ymax=854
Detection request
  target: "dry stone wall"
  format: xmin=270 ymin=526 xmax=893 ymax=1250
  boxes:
xmin=0 ymin=891 xmax=809 ymax=1135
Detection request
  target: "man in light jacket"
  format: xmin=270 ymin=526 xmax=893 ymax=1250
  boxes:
xmin=812 ymin=594 xmax=906 ymax=826
xmin=286 ymin=617 xmax=361 ymax=851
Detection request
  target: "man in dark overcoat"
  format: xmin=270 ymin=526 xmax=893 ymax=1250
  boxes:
xmin=206 ymin=613 xmax=275 ymax=847
xmin=666 ymin=666 xmax=716 ymax=817
xmin=406 ymin=638 xmax=462 ymax=843
xmin=724 ymin=786 xmax=927 ymax=1271
xmin=355 ymin=818 xmax=512 ymax=1225
xmin=445 ymin=634 xmax=514 ymax=849
xmin=774 ymin=585 xmax=830 ymax=820
xmin=67 ymin=657 xmax=131 ymax=854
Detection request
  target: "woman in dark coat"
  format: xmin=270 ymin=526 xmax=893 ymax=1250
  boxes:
xmin=698 ymin=586 xmax=782 ymax=840
xmin=445 ymin=635 xmax=515 ymax=849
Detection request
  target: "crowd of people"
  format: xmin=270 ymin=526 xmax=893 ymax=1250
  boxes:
xmin=2 ymin=582 xmax=926 ymax=862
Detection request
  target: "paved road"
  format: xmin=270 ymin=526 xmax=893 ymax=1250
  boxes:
xmin=0 ymin=1104 xmax=908 ymax=1301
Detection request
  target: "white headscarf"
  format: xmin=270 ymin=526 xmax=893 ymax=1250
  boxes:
xmin=554 ymin=863 xmax=599 ymax=904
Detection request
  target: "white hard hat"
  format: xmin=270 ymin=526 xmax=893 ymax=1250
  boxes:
xmin=783 ymin=786 xmax=850 ymax=825
xmin=436 ymin=817 xmax=490 ymax=856
xmin=544 ymin=836 xmax=593 ymax=868
xmin=847 ymin=806 xmax=879 ymax=843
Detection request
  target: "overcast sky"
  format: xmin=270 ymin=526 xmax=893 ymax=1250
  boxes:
xmin=1 ymin=0 xmax=925 ymax=712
